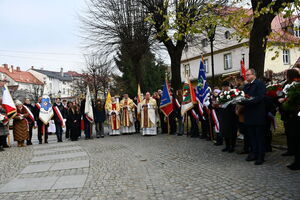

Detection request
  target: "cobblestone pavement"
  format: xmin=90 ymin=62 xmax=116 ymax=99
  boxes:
xmin=0 ymin=132 xmax=299 ymax=200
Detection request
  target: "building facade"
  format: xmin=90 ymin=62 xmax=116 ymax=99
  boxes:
xmin=28 ymin=67 xmax=74 ymax=98
xmin=181 ymin=15 xmax=300 ymax=82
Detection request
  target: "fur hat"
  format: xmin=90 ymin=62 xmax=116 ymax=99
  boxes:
xmin=15 ymin=100 xmax=23 ymax=106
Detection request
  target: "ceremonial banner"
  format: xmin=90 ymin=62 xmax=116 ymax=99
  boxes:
xmin=240 ymin=57 xmax=246 ymax=80
xmin=39 ymin=95 xmax=54 ymax=125
xmin=2 ymin=85 xmax=17 ymax=119
xmin=137 ymin=84 xmax=142 ymax=103
xmin=160 ymin=80 xmax=173 ymax=117
xmin=181 ymin=78 xmax=196 ymax=115
xmin=196 ymin=59 xmax=211 ymax=106
xmin=105 ymin=91 xmax=111 ymax=110
xmin=85 ymin=86 xmax=94 ymax=123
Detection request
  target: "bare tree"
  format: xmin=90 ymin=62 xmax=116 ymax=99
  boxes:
xmin=81 ymin=0 xmax=155 ymax=86
xmin=83 ymin=55 xmax=113 ymax=100
xmin=31 ymin=85 xmax=44 ymax=101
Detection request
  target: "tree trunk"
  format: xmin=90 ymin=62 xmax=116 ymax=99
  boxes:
xmin=249 ymin=7 xmax=275 ymax=78
xmin=166 ymin=42 xmax=185 ymax=92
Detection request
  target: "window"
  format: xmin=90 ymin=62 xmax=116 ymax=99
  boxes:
xmin=283 ymin=50 xmax=290 ymax=65
xmin=184 ymin=64 xmax=190 ymax=77
xmin=203 ymin=59 xmax=209 ymax=73
xmin=224 ymin=31 xmax=231 ymax=39
xmin=294 ymin=19 xmax=300 ymax=37
xmin=201 ymin=39 xmax=208 ymax=47
xmin=63 ymin=88 xmax=66 ymax=94
xmin=224 ymin=53 xmax=232 ymax=70
xmin=294 ymin=25 xmax=300 ymax=37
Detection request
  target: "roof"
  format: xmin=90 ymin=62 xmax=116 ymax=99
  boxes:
xmin=219 ymin=7 xmax=300 ymax=44
xmin=0 ymin=66 xmax=44 ymax=85
xmin=32 ymin=69 xmax=73 ymax=81
xmin=269 ymin=15 xmax=300 ymax=43
xmin=65 ymin=71 xmax=83 ymax=77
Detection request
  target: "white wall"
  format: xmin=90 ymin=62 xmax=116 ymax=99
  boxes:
xmin=181 ymin=45 xmax=249 ymax=81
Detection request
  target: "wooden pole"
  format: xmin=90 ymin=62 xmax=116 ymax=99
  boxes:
xmin=7 ymin=134 xmax=11 ymax=146
xmin=167 ymin=116 xmax=170 ymax=134
xmin=208 ymin=111 xmax=214 ymax=141
xmin=186 ymin=113 xmax=189 ymax=137
xmin=90 ymin=122 xmax=93 ymax=138
xmin=43 ymin=124 xmax=46 ymax=144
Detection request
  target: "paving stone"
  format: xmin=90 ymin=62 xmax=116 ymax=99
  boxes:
xmin=0 ymin=177 xmax=57 ymax=193
xmin=51 ymin=175 xmax=87 ymax=190
xmin=20 ymin=163 xmax=52 ymax=174
xmin=31 ymin=152 xmax=87 ymax=162
xmin=32 ymin=142 xmax=74 ymax=150
xmin=1 ymin=133 xmax=299 ymax=199
xmin=50 ymin=160 xmax=89 ymax=171
xmin=34 ymin=146 xmax=82 ymax=155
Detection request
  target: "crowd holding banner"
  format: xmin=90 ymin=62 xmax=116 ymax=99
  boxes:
xmin=0 ymin=60 xmax=299 ymax=171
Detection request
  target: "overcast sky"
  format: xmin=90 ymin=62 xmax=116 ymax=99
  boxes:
xmin=0 ymin=0 xmax=87 ymax=72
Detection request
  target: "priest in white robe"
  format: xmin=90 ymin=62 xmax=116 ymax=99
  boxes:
xmin=138 ymin=92 xmax=158 ymax=136
xmin=120 ymin=94 xmax=135 ymax=134
xmin=107 ymin=97 xmax=121 ymax=135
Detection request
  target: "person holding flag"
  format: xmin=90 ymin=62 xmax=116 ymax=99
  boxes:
xmin=181 ymin=77 xmax=198 ymax=137
xmin=39 ymin=95 xmax=54 ymax=144
xmin=84 ymin=85 xmax=94 ymax=138
xmin=53 ymin=98 xmax=66 ymax=142
xmin=196 ymin=58 xmax=216 ymax=140
xmin=34 ymin=97 xmax=48 ymax=144
xmin=159 ymin=80 xmax=174 ymax=134
xmin=2 ymin=85 xmax=17 ymax=147
xmin=23 ymin=98 xmax=35 ymax=145
xmin=0 ymin=98 xmax=9 ymax=151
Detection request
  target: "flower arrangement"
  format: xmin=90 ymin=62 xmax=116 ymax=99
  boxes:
xmin=216 ymin=89 xmax=245 ymax=104
xmin=266 ymin=84 xmax=283 ymax=98
xmin=282 ymin=80 xmax=300 ymax=112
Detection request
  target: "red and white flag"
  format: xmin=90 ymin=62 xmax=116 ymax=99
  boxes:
xmin=85 ymin=86 xmax=94 ymax=123
xmin=240 ymin=58 xmax=246 ymax=80
xmin=2 ymin=85 xmax=17 ymax=119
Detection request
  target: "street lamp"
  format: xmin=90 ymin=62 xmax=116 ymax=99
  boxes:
xmin=206 ymin=24 xmax=216 ymax=87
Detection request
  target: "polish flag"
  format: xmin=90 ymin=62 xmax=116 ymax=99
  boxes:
xmin=2 ymin=85 xmax=17 ymax=119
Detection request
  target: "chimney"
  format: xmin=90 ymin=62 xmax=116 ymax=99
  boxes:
xmin=3 ymin=64 xmax=8 ymax=69
xmin=60 ymin=67 xmax=63 ymax=77
xmin=31 ymin=66 xmax=34 ymax=69
xmin=9 ymin=65 xmax=14 ymax=73
xmin=16 ymin=66 xmax=21 ymax=72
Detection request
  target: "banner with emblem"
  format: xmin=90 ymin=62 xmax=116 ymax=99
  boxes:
xmin=39 ymin=95 xmax=54 ymax=125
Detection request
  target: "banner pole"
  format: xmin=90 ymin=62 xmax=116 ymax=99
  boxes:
xmin=208 ymin=111 xmax=213 ymax=141
xmin=43 ymin=124 xmax=45 ymax=144
xmin=7 ymin=134 xmax=11 ymax=147
xmin=167 ymin=116 xmax=170 ymax=135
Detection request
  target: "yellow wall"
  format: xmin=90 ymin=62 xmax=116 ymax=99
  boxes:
xmin=265 ymin=46 xmax=300 ymax=73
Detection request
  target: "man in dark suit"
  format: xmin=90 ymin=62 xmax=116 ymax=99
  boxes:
xmin=240 ymin=69 xmax=266 ymax=165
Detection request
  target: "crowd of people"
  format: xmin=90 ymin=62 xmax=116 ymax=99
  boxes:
xmin=0 ymin=68 xmax=299 ymax=171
